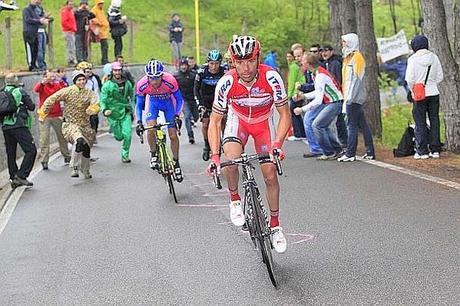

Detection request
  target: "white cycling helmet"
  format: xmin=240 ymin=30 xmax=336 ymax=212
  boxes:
xmin=228 ymin=35 xmax=261 ymax=60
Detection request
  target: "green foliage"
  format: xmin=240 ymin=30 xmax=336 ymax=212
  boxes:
xmin=382 ymin=104 xmax=413 ymax=148
xmin=0 ymin=0 xmax=421 ymax=70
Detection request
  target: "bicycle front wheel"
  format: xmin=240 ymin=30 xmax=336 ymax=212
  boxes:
xmin=167 ymin=174 xmax=178 ymax=203
xmin=251 ymin=187 xmax=277 ymax=287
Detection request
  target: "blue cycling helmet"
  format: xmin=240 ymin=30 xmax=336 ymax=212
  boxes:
xmin=145 ymin=59 xmax=164 ymax=78
xmin=207 ymin=50 xmax=222 ymax=62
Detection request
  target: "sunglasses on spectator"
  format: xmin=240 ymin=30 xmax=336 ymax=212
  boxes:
xmin=309 ymin=49 xmax=319 ymax=53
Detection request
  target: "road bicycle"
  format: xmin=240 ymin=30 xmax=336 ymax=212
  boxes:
xmin=211 ymin=150 xmax=283 ymax=287
xmin=139 ymin=121 xmax=181 ymax=203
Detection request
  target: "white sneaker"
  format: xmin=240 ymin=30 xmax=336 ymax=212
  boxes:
xmin=337 ymin=155 xmax=356 ymax=162
xmin=286 ymin=136 xmax=298 ymax=141
xmin=271 ymin=226 xmax=287 ymax=253
xmin=149 ymin=156 xmax=158 ymax=169
xmin=229 ymin=200 xmax=245 ymax=226
xmin=429 ymin=152 xmax=440 ymax=159
xmin=414 ymin=153 xmax=429 ymax=160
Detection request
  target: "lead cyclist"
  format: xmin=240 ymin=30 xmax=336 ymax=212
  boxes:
xmin=207 ymin=36 xmax=291 ymax=253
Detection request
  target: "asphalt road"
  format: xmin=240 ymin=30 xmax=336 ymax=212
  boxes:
xmin=0 ymin=128 xmax=459 ymax=305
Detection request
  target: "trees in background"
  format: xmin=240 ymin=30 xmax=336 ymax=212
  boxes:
xmin=421 ymin=0 xmax=460 ymax=153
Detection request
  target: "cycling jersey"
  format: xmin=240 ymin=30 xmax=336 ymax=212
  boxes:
xmin=194 ymin=64 xmax=226 ymax=111
xmin=135 ymin=72 xmax=184 ymax=128
xmin=212 ymin=64 xmax=288 ymax=153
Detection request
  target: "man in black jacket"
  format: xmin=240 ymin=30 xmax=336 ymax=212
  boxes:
xmin=175 ymin=58 xmax=198 ymax=144
xmin=168 ymin=13 xmax=183 ymax=68
xmin=22 ymin=0 xmax=48 ymax=71
xmin=74 ymin=0 xmax=95 ymax=62
xmin=1 ymin=73 xmax=37 ymax=188
xmin=108 ymin=3 xmax=127 ymax=59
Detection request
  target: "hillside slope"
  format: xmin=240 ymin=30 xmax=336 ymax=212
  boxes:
xmin=0 ymin=0 xmax=420 ymax=70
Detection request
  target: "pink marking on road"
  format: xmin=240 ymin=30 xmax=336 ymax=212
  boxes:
xmin=286 ymin=233 xmax=314 ymax=245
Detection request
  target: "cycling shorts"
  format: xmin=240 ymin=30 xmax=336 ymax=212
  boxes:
xmin=145 ymin=98 xmax=176 ymax=129
xmin=222 ymin=108 xmax=276 ymax=154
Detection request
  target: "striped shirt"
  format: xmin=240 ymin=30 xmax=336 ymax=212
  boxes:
xmin=301 ymin=66 xmax=343 ymax=112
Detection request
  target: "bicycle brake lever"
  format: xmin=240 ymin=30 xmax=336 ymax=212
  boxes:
xmin=211 ymin=164 xmax=222 ymax=189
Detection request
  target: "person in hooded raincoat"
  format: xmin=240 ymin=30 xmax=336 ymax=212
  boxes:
xmin=100 ymin=61 xmax=134 ymax=163
xmin=337 ymin=33 xmax=375 ymax=162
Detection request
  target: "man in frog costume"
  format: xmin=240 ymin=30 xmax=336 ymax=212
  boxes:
xmin=100 ymin=61 xmax=134 ymax=162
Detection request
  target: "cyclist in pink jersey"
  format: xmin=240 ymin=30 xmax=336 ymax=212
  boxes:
xmin=135 ymin=59 xmax=184 ymax=182
xmin=207 ymin=36 xmax=291 ymax=253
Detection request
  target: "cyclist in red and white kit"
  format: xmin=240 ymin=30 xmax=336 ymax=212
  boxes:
xmin=207 ymin=36 xmax=291 ymax=253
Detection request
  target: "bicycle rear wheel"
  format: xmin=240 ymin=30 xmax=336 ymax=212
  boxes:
xmin=250 ymin=187 xmax=277 ymax=287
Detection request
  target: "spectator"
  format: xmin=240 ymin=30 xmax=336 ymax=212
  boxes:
xmin=287 ymin=46 xmax=306 ymax=140
xmin=33 ymin=71 xmax=71 ymax=170
xmin=38 ymin=70 xmax=100 ymax=179
xmin=108 ymin=0 xmax=127 ymax=59
xmin=1 ymin=73 xmax=37 ymax=188
xmin=22 ymin=0 xmax=47 ymax=72
xmin=168 ymin=12 xmax=184 ymax=68
xmin=100 ymin=61 xmax=134 ymax=163
xmin=187 ymin=56 xmax=198 ymax=74
xmin=309 ymin=44 xmax=324 ymax=65
xmin=55 ymin=67 xmax=70 ymax=86
xmin=91 ymin=0 xmax=109 ymax=65
xmin=264 ymin=49 xmax=278 ymax=70
xmin=294 ymin=53 xmax=343 ymax=160
xmin=337 ymin=33 xmax=375 ymax=162
xmin=74 ymin=0 xmax=95 ymax=62
xmin=116 ymin=55 xmax=134 ymax=86
xmin=298 ymin=52 xmax=323 ymax=158
xmin=175 ymin=58 xmax=198 ymax=144
xmin=35 ymin=0 xmax=51 ymax=71
xmin=405 ymin=35 xmax=444 ymax=159
xmin=321 ymin=44 xmax=347 ymax=148
xmin=60 ymin=0 xmax=77 ymax=66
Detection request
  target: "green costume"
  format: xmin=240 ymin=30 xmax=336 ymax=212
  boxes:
xmin=100 ymin=76 xmax=134 ymax=161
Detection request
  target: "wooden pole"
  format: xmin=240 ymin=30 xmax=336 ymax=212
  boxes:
xmin=47 ymin=20 xmax=55 ymax=68
xmin=5 ymin=17 xmax=12 ymax=70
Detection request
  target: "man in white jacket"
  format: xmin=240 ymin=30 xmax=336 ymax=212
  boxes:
xmin=405 ymin=35 xmax=444 ymax=159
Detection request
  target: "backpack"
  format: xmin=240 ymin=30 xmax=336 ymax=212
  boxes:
xmin=0 ymin=90 xmax=18 ymax=120
xmin=393 ymin=124 xmax=415 ymax=157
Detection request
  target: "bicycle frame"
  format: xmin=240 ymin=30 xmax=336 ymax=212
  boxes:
xmin=212 ymin=151 xmax=283 ymax=287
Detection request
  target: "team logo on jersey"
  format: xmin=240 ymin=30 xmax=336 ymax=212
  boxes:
xmin=267 ymin=75 xmax=283 ymax=100
xmin=217 ymin=79 xmax=232 ymax=105
xmin=250 ymin=87 xmax=263 ymax=95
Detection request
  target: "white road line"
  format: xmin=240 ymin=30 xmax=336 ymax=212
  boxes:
xmin=361 ymin=158 xmax=460 ymax=190
xmin=0 ymin=133 xmax=109 ymax=236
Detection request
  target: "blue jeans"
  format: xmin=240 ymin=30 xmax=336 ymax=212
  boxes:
xmin=312 ymin=102 xmax=342 ymax=156
xmin=336 ymin=112 xmax=348 ymax=147
xmin=37 ymin=31 xmax=47 ymax=70
xmin=289 ymin=99 xmax=306 ymax=138
xmin=303 ymin=104 xmax=325 ymax=154
xmin=183 ymin=101 xmax=198 ymax=139
xmin=345 ymin=103 xmax=375 ymax=157
xmin=412 ymin=95 xmax=441 ymax=154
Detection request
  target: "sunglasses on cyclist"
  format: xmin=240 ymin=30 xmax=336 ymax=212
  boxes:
xmin=148 ymin=75 xmax=162 ymax=81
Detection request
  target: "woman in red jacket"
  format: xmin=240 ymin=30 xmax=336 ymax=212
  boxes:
xmin=33 ymin=70 xmax=71 ymax=170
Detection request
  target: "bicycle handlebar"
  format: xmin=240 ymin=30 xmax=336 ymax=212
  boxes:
xmin=211 ymin=150 xmax=283 ymax=189
xmin=138 ymin=119 xmax=182 ymax=143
